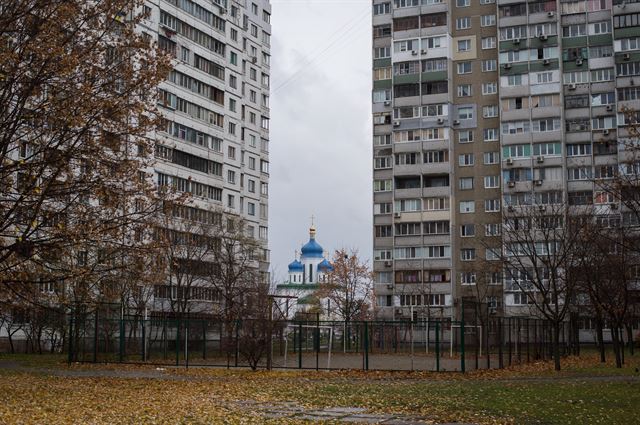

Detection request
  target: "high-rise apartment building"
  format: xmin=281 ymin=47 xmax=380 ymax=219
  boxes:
xmin=372 ymin=0 xmax=639 ymax=320
xmin=143 ymin=0 xmax=272 ymax=310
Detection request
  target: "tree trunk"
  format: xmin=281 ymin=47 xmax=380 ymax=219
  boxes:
xmin=626 ymin=324 xmax=634 ymax=356
xmin=611 ymin=326 xmax=622 ymax=368
xmin=552 ymin=322 xmax=561 ymax=371
xmin=596 ymin=316 xmax=605 ymax=363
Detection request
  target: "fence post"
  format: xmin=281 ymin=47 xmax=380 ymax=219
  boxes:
xmin=498 ymin=317 xmax=503 ymax=369
xmin=235 ymin=320 xmax=239 ymax=368
xmin=460 ymin=319 xmax=465 ymax=373
xmin=298 ymin=322 xmax=302 ymax=369
xmin=93 ymin=310 xmax=98 ymax=363
xmin=364 ymin=321 xmax=369 ymax=371
xmin=175 ymin=320 xmax=180 ymax=366
xmin=508 ymin=317 xmax=512 ymax=366
xmin=315 ymin=314 xmax=320 ymax=371
xmin=119 ymin=316 xmax=125 ymax=363
xmin=141 ymin=316 xmax=146 ymax=362
xmin=435 ymin=321 xmax=440 ymax=372
xmin=68 ymin=313 xmax=73 ymax=364
xmin=202 ymin=320 xmax=207 ymax=360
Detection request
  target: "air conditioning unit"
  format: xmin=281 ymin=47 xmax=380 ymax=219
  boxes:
xmin=606 ymin=104 xmax=613 ymax=111
xmin=547 ymin=11 xmax=555 ymax=17
xmin=384 ymin=100 xmax=391 ymax=106
xmin=610 ymin=203 xmax=619 ymax=210
xmin=603 ymin=129 xmax=610 ymax=135
xmin=539 ymin=34 xmax=548 ymax=41
xmin=576 ymin=58 xmax=583 ymax=66
xmin=386 ymin=284 xmax=394 ymax=290
xmin=251 ymin=56 xmax=257 ymax=64
xmin=506 ymin=158 xmax=514 ymax=165
xmin=504 ymin=63 xmax=512 ymax=69
xmin=394 ymin=211 xmax=402 ymax=218
xmin=624 ymin=53 xmax=631 ymax=61
xmin=508 ymin=181 xmax=516 ymax=188
xmin=437 ymin=118 xmax=444 ymax=124
xmin=393 ymin=121 xmax=400 ymax=127
xmin=535 ymin=179 xmax=543 ymax=186
xmin=411 ymin=50 xmax=418 ymax=56
xmin=513 ymin=38 xmax=521 ymax=45
xmin=453 ymin=119 xmax=460 ymax=125
xmin=568 ymin=83 xmax=577 ymax=90
xmin=537 ymin=156 xmax=544 ymax=163
xmin=384 ymin=261 xmax=393 ymax=267
xmin=543 ymin=59 xmax=550 ymax=66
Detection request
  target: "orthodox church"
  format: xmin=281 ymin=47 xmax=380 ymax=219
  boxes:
xmin=275 ymin=223 xmax=334 ymax=319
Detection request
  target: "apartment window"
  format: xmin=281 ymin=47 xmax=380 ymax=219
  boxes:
xmin=461 ymin=224 xmax=475 ymax=237
xmin=374 ymin=46 xmax=391 ymax=59
xmin=459 ymin=153 xmax=474 ymax=166
xmin=484 ymin=175 xmax=500 ymax=188
xmin=374 ymin=134 xmax=392 ymax=146
xmin=227 ymin=194 xmax=235 ymax=208
xmin=484 ymin=152 xmax=499 ymax=164
xmin=396 ymin=223 xmax=422 ymax=236
xmin=532 ymin=118 xmax=561 ymax=132
xmin=482 ymin=36 xmax=496 ymax=49
xmin=227 ymin=170 xmax=236 ymax=184
xmin=533 ymin=142 xmax=561 ymax=156
xmin=485 ymin=199 xmax=501 ymax=212
xmin=425 ymin=197 xmax=449 ymax=211
xmin=457 ymin=84 xmax=472 ymax=97
xmin=459 ymin=177 xmax=474 ymax=190
xmin=394 ymin=39 xmax=419 ymax=53
xmin=562 ymin=24 xmax=586 ymax=38
xmin=500 ymin=25 xmax=527 ymax=41
xmin=373 ymin=89 xmax=392 ymax=103
xmin=483 ymin=105 xmax=498 ymax=118
xmin=615 ymin=13 xmax=640 ymax=29
xmin=459 ymin=130 xmax=473 ymax=143
xmin=620 ymin=37 xmax=640 ymax=51
xmin=461 ymin=272 xmax=476 ymax=285
xmin=375 ymin=225 xmax=393 ymax=237
xmin=396 ymin=152 xmax=418 ymax=165
xmin=375 ymin=203 xmax=393 ymax=215
xmin=591 ymin=21 xmax=611 ymax=34
xmin=485 ymin=223 xmax=501 ymax=237
xmin=460 ymin=201 xmax=475 ymax=213
xmin=373 ymin=2 xmax=391 ymax=15
xmin=456 ymin=17 xmax=471 ymax=30
xmin=424 ymin=221 xmax=450 ymax=235
xmin=395 ymin=199 xmax=421 ymax=212
xmin=457 ymin=61 xmax=472 ymax=74
xmin=461 ymin=248 xmax=476 ymax=261
xmin=424 ymin=150 xmax=449 ymax=163
xmin=229 ymin=74 xmax=237 ymax=89
xmin=458 ymin=106 xmax=473 ymax=120
xmin=482 ymin=82 xmax=497 ymax=95
xmin=484 ymin=128 xmax=498 ymax=141
xmin=591 ymin=68 xmax=614 ymax=82
xmin=374 ymin=156 xmax=393 ymax=169
xmin=374 ymin=179 xmax=393 ymax=192
xmin=481 ymin=15 xmax=496 ymax=27
xmin=456 ymin=0 xmax=470 ymax=6
xmin=457 ymin=39 xmax=471 ymax=52
xmin=482 ymin=59 xmax=497 ymax=72
xmin=374 ymin=25 xmax=392 ymax=38
xmin=590 ymin=45 xmax=613 ymax=58
xmin=374 ymin=67 xmax=393 ymax=80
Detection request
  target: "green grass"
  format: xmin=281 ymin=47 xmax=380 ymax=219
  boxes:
xmin=0 ymin=353 xmax=639 ymax=424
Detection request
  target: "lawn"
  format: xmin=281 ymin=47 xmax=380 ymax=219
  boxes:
xmin=0 ymin=354 xmax=638 ymax=424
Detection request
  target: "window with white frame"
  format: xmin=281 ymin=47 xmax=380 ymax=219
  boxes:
xmin=484 ymin=152 xmax=500 ymax=164
xmin=457 ymin=84 xmax=472 ymax=97
xmin=458 ymin=106 xmax=473 ymax=120
xmin=461 ymin=224 xmax=475 ymax=237
xmin=481 ymin=15 xmax=496 ymax=27
xmin=483 ymin=105 xmax=499 ymax=118
xmin=459 ymin=153 xmax=474 ymax=166
xmin=461 ymin=272 xmax=476 ymax=285
xmin=459 ymin=130 xmax=473 ymax=143
xmin=485 ymin=223 xmax=501 ymax=236
xmin=460 ymin=200 xmax=475 ymax=213
xmin=484 ymin=175 xmax=500 ymax=188
xmin=456 ymin=17 xmax=471 ymax=30
xmin=482 ymin=59 xmax=497 ymax=72
xmin=485 ymin=199 xmax=501 ymax=212
xmin=374 ymin=179 xmax=392 ymax=191
xmin=459 ymin=177 xmax=474 ymax=190
xmin=457 ymin=39 xmax=471 ymax=51
xmin=484 ymin=128 xmax=499 ymax=141
xmin=461 ymin=248 xmax=476 ymax=261
xmin=482 ymin=36 xmax=497 ymax=49
xmin=457 ymin=61 xmax=472 ymax=74
xmin=482 ymin=82 xmax=497 ymax=95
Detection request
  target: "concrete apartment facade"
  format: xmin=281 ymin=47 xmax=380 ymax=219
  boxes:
xmin=372 ymin=0 xmax=640 ymax=321
xmin=142 ymin=0 xmax=272 ymax=313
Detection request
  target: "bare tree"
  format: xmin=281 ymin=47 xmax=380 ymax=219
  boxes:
xmin=0 ymin=1 xmax=170 ymax=304
xmin=320 ymin=249 xmax=373 ymax=322
xmin=499 ymin=202 xmax=585 ymax=371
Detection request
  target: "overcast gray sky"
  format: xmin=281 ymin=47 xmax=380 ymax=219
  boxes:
xmin=268 ymin=1 xmax=373 ymax=281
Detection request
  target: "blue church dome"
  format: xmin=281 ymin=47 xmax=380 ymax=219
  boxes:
xmin=317 ymin=258 xmax=334 ymax=272
xmin=288 ymin=259 xmax=304 ymax=272
xmin=300 ymin=225 xmax=324 ymax=258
